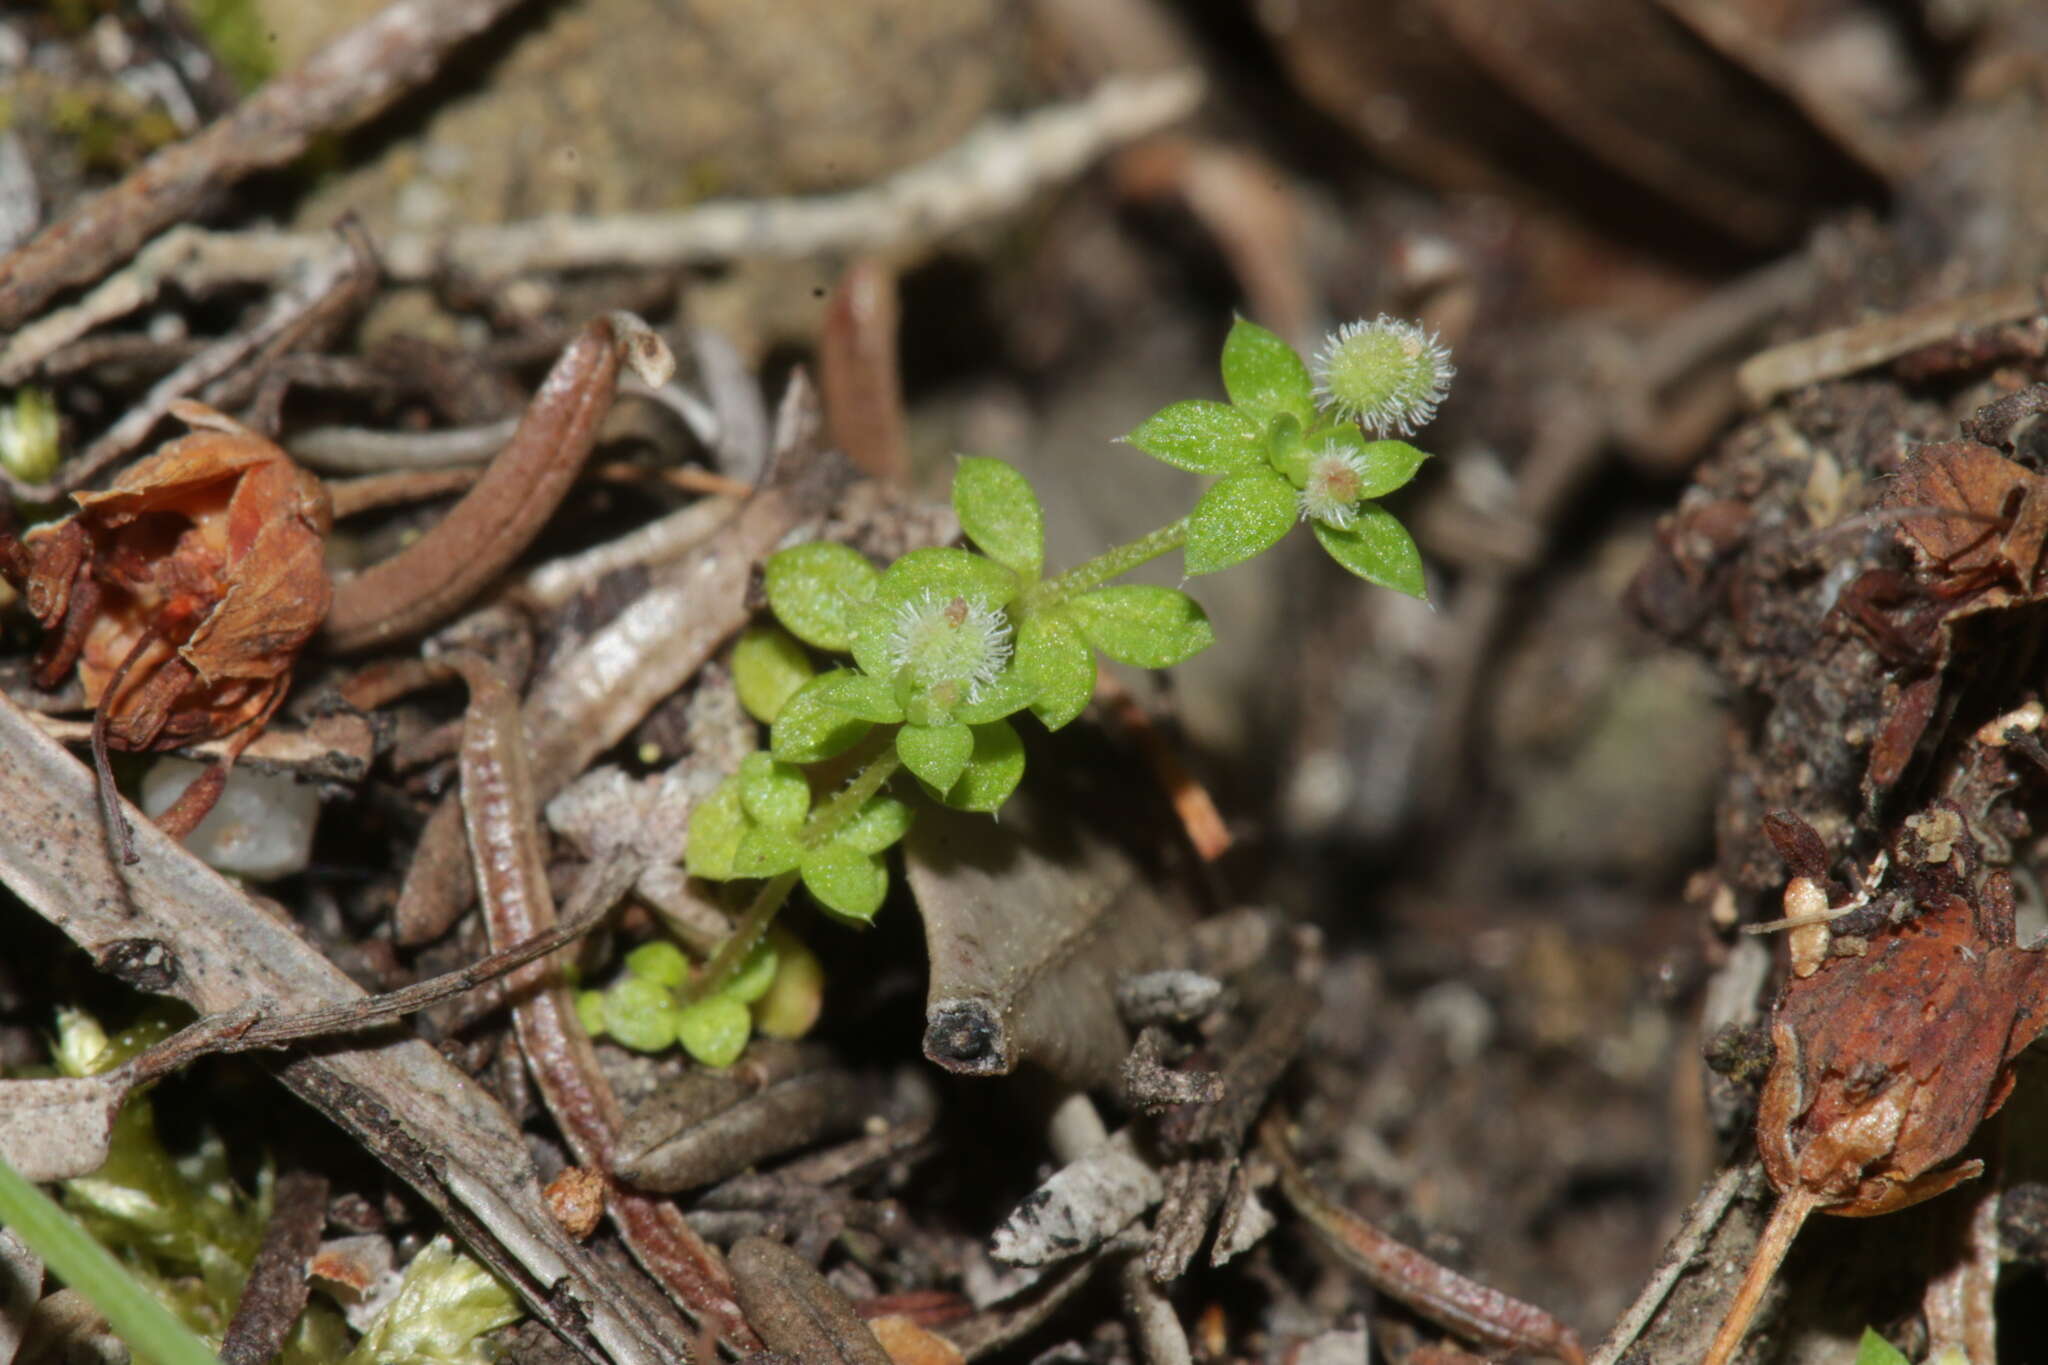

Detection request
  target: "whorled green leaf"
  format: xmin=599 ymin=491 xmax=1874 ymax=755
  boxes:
xmin=769 ymin=671 xmax=880 ymax=763
xmin=1185 ymin=468 xmax=1296 ymax=576
xmin=625 ymin=939 xmax=689 ymax=987
xmin=1221 ymin=316 xmax=1314 ymax=420
xmin=941 ymin=719 xmax=1026 ymax=813
xmin=674 ymin=995 xmax=752 ymax=1067
xmin=1265 ymin=411 xmax=1308 ymax=486
xmin=763 ymin=541 xmax=879 ymax=652
xmin=723 ymin=938 xmax=781 ymax=1005
xmin=898 ymin=682 xmax=959 ymax=729
xmin=732 ymin=825 xmax=803 ymax=878
xmin=602 ymin=976 xmax=677 ymax=1052
xmin=951 ymin=667 xmax=1037 ymax=724
xmin=1015 ymin=608 xmax=1095 ymax=731
xmin=1068 ymin=585 xmax=1215 ymax=669
xmin=801 ymin=844 xmax=889 ymax=922
xmin=954 ymin=455 xmax=1045 ymax=580
xmin=848 ymin=601 xmax=896 ymax=680
xmin=732 ymin=623 xmax=814 ymax=723
xmin=876 ymin=547 xmax=1021 ymax=611
xmin=1313 ymin=503 xmax=1427 ymax=599
xmin=833 ymin=794 xmax=914 ymax=855
xmin=1353 ymin=439 xmax=1431 ymax=499
xmin=1121 ymin=400 xmax=1263 ymax=475
xmin=737 ymin=751 xmax=809 ymax=828
xmin=684 ymin=778 xmax=748 ymax=880
xmin=897 ymin=721 xmax=975 ymax=791
xmin=802 ymin=669 xmax=903 ymax=722
xmin=1853 ymin=1329 xmax=1908 ymax=1365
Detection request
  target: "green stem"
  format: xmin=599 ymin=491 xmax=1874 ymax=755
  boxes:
xmin=799 ymin=744 xmax=902 ymax=850
xmin=682 ymin=744 xmax=904 ymax=1004
xmin=1021 ymin=515 xmax=1190 ymax=611
xmin=681 ymin=870 xmax=799 ymax=1007
xmin=0 ymin=1153 xmax=221 ymax=1365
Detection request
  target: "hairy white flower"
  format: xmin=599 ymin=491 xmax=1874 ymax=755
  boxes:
xmin=1311 ymin=316 xmax=1454 ymax=436
xmin=1298 ymin=443 xmax=1370 ymax=529
xmin=884 ymin=590 xmax=1014 ymax=700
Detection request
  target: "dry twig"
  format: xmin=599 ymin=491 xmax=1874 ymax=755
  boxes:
xmin=0 ymin=692 xmax=695 ymax=1365
xmin=445 ymin=652 xmax=757 ymax=1351
xmin=0 ymin=0 xmax=525 ymax=331
xmin=1260 ymin=1114 xmax=1585 ymax=1364
xmin=218 ymin=1171 xmax=328 ymax=1365
xmin=0 ymin=74 xmax=1200 ymax=388
xmin=1737 ymin=277 xmax=2048 ymax=407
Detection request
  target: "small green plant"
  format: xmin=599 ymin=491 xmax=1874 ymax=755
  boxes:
xmin=1 ymin=1008 xmax=522 ymax=1365
xmin=0 ymin=388 xmax=60 ymax=485
xmin=1853 ymin=1328 xmax=1908 ymax=1365
xmin=0 ymin=1150 xmax=222 ymax=1365
xmin=46 ymin=1009 xmax=285 ymax=1351
xmin=597 ymin=317 xmax=1450 ymax=1061
xmin=339 ymin=1236 xmax=522 ymax=1365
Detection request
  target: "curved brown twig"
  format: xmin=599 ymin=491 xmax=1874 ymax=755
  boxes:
xmin=324 ymin=312 xmax=672 ymax=650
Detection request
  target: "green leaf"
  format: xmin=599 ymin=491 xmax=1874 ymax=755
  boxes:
xmin=732 ymin=623 xmax=815 ymax=723
xmin=802 ymin=669 xmax=904 ymax=722
xmin=674 ymin=995 xmax=752 ymax=1067
xmin=941 ymin=720 xmax=1026 ymax=812
xmin=898 ymin=682 xmax=959 ymax=728
xmin=769 ymin=671 xmax=879 ymax=763
xmin=834 ymin=794 xmax=914 ymax=855
xmin=732 ymin=825 xmax=803 ymax=878
xmin=684 ymin=779 xmax=748 ymax=880
xmin=1221 ymin=316 xmax=1314 ymax=420
xmin=801 ymin=844 xmax=889 ymax=922
xmin=954 ymin=456 xmax=1045 ymax=580
xmin=1122 ymin=400 xmax=1263 ymax=474
xmin=1185 ymin=468 xmax=1296 ymax=575
xmin=951 ymin=667 xmax=1038 ymax=724
xmin=1853 ymin=1329 xmax=1909 ymax=1365
xmin=876 ymin=547 xmax=1020 ymax=610
xmin=897 ymin=721 xmax=975 ymax=791
xmin=723 ymin=938 xmax=780 ymax=1005
xmin=1015 ymin=608 xmax=1095 ymax=730
xmin=1266 ymin=411 xmax=1308 ymax=485
xmin=1353 ymin=439 xmax=1431 ymax=499
xmin=1313 ymin=504 xmax=1427 ymax=599
xmin=764 ymin=541 xmax=879 ymax=652
xmin=737 ymin=751 xmax=810 ymax=828
xmin=1069 ymin=585 xmax=1215 ymax=668
xmin=625 ymin=939 xmax=689 ymax=987
xmin=602 ymin=976 xmax=678 ymax=1052
xmin=848 ymin=601 xmax=896 ymax=680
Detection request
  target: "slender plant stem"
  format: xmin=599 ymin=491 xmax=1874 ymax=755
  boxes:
xmin=680 ymin=872 xmax=799 ymax=1008
xmin=682 ymin=745 xmax=904 ymax=1004
xmin=1021 ymin=515 xmax=1190 ymax=611
xmin=800 ymin=745 xmax=902 ymax=850
xmin=0 ymin=1153 xmax=222 ymax=1365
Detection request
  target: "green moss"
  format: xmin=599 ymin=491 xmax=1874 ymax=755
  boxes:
xmin=49 ymin=85 xmax=182 ymax=172
xmin=181 ymin=0 xmax=277 ymax=93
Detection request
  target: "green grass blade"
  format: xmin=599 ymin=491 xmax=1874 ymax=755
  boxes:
xmin=0 ymin=1150 xmax=221 ymax=1365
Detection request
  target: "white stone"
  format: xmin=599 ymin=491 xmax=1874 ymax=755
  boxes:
xmin=141 ymin=759 xmax=320 ymax=880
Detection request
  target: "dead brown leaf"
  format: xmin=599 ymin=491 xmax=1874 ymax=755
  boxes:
xmin=1885 ymin=438 xmax=2048 ymax=590
xmin=1705 ymin=815 xmax=2048 ymax=1364
xmin=0 ymin=400 xmax=330 ymax=851
xmin=1842 ymin=431 xmax=2048 ymax=797
xmin=903 ymin=769 xmax=1192 ymax=1090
